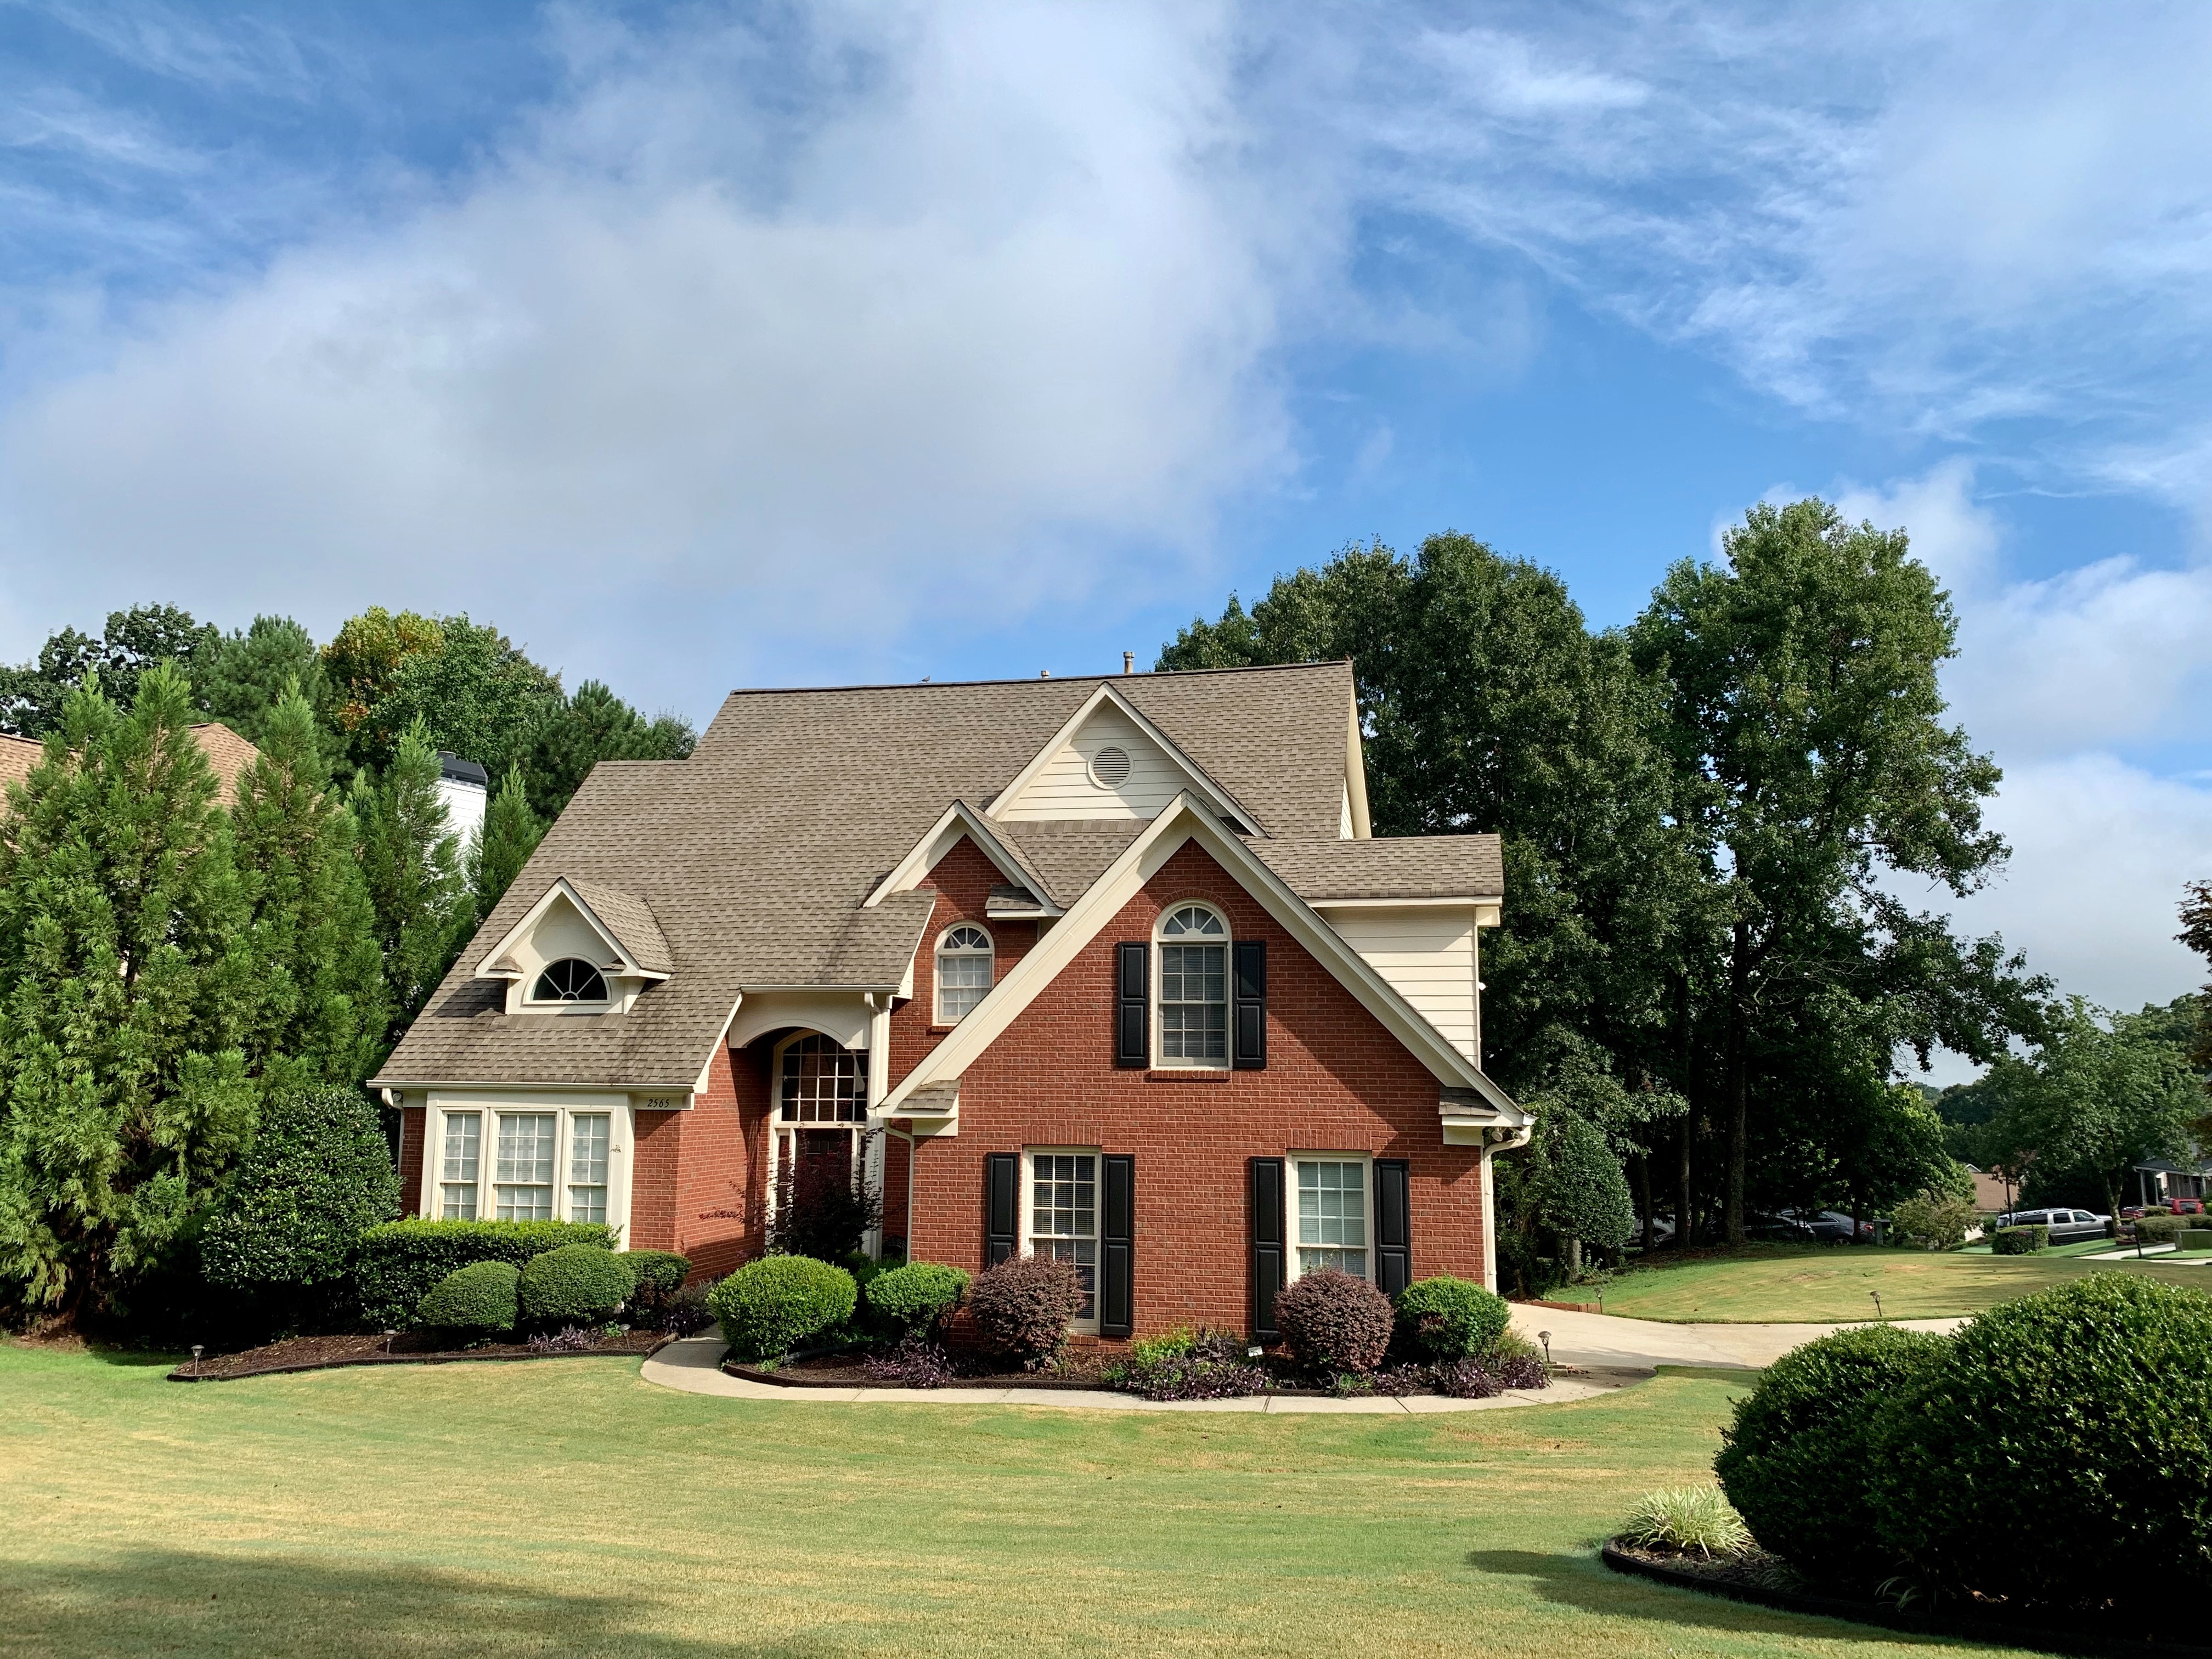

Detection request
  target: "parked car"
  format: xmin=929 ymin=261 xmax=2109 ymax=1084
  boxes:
xmin=1994 ymin=1207 xmax=2113 ymax=1244
xmin=1747 ymin=1211 xmax=1820 ymax=1242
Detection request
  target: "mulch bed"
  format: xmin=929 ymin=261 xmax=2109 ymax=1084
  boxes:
xmin=724 ymin=1348 xmax=1573 ymax=1398
xmin=1602 ymin=1540 xmax=2212 ymax=1659
xmin=168 ymin=1327 xmax=670 ymax=1382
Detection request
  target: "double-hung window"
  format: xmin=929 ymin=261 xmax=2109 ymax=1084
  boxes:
xmin=495 ymin=1112 xmax=558 ymax=1220
xmin=568 ymin=1114 xmax=611 ymax=1223
xmin=1156 ymin=904 xmax=1228 ymax=1066
xmin=1293 ymin=1155 xmax=1369 ymax=1280
xmin=935 ymin=926 xmax=993 ymax=1023
xmin=1025 ymin=1149 xmax=1099 ymax=1329
xmin=431 ymin=1105 xmax=624 ymax=1229
xmin=439 ymin=1113 xmax=482 ymax=1219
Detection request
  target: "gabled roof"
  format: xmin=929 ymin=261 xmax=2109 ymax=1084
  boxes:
xmin=865 ymin=802 xmax=1062 ymax=916
xmin=477 ymin=876 xmax=675 ymax=981
xmin=986 ymin=681 xmax=1265 ymax=831
xmin=0 ymin=722 xmax=260 ymax=807
xmin=374 ymin=662 xmax=1363 ymax=1090
xmin=1253 ymin=836 xmax=1504 ymax=902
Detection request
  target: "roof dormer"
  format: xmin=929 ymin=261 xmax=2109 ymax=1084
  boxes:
xmin=476 ymin=877 xmax=672 ymax=1015
xmin=988 ymin=683 xmax=1262 ymax=832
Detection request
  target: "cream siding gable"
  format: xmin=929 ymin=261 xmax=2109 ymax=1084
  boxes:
xmin=1340 ymin=785 xmax=1354 ymax=839
xmin=1316 ymin=904 xmax=1478 ymax=1064
xmin=994 ymin=705 xmax=1190 ymax=822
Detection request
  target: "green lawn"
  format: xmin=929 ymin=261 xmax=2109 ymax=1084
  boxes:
xmin=0 ymin=1340 xmax=2040 ymax=1658
xmin=1597 ymin=1244 xmax=2212 ymax=1323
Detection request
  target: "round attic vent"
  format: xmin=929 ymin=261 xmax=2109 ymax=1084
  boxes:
xmin=1089 ymin=745 xmax=1132 ymax=788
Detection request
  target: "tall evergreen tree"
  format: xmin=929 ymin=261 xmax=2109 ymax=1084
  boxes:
xmin=525 ymin=679 xmax=694 ymax=821
xmin=0 ymin=664 xmax=261 ymax=1321
xmin=472 ymin=764 xmax=545 ymax=923
xmin=199 ymin=617 xmax=328 ymax=746
xmin=350 ymin=719 xmax=471 ymax=1040
xmin=230 ymin=686 xmax=389 ymax=1088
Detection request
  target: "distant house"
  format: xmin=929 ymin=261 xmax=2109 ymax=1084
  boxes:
xmin=435 ymin=751 xmax=490 ymax=849
xmin=0 ymin=722 xmax=260 ymax=807
xmin=370 ymin=663 xmax=1532 ymax=1341
xmin=2131 ymin=1155 xmax=2212 ymax=1209
xmin=1963 ymin=1165 xmax=2013 ymax=1213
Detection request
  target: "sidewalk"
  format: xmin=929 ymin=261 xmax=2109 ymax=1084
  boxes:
xmin=1508 ymin=1305 xmax=1962 ymax=1371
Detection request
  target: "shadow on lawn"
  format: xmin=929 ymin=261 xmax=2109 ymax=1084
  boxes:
xmin=1463 ymin=1549 xmax=1968 ymax=1651
xmin=0 ymin=1549 xmax=848 ymax=1659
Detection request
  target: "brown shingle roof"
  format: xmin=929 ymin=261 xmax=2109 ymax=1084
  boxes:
xmin=375 ymin=662 xmax=1362 ymax=1090
xmin=1252 ymin=835 xmax=1504 ymax=901
xmin=564 ymin=878 xmax=674 ymax=976
xmin=0 ymin=723 xmax=259 ymax=806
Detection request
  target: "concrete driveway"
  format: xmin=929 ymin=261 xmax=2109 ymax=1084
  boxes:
xmin=1511 ymin=1304 xmax=1963 ymax=1372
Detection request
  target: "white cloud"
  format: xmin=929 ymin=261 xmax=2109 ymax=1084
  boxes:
xmin=0 ymin=2 xmax=1324 ymax=701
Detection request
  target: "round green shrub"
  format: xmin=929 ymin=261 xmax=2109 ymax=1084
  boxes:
xmin=2136 ymin=1215 xmax=2185 ymax=1245
xmin=1393 ymin=1276 xmax=1512 ymax=1360
xmin=1869 ymin=1274 xmax=2212 ymax=1621
xmin=417 ymin=1260 xmax=521 ymax=1336
xmin=865 ymin=1261 xmax=969 ymax=1331
xmin=1989 ymin=1224 xmax=2046 ymax=1255
xmin=1713 ymin=1323 xmax=1950 ymax=1585
xmin=518 ymin=1244 xmax=636 ymax=1327
xmin=1274 ymin=1268 xmax=1394 ymax=1373
xmin=200 ymin=1086 xmax=400 ymax=1298
xmin=619 ymin=1250 xmax=692 ymax=1311
xmin=967 ymin=1255 xmax=1084 ymax=1367
xmin=709 ymin=1256 xmax=857 ymax=1361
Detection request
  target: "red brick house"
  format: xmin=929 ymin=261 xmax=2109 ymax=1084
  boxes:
xmin=372 ymin=663 xmax=1527 ymax=1341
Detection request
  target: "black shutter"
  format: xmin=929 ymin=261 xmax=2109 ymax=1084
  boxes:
xmin=1101 ymin=1154 xmax=1135 ymax=1338
xmin=984 ymin=1152 xmax=1018 ymax=1267
xmin=1250 ymin=1157 xmax=1285 ymax=1341
xmin=1232 ymin=939 xmax=1266 ymax=1070
xmin=1115 ymin=941 xmax=1149 ymax=1068
xmin=1374 ymin=1159 xmax=1411 ymax=1297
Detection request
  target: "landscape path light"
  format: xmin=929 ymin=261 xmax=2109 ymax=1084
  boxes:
xmin=189 ymin=1345 xmax=202 ymax=1377
xmin=1537 ymin=1330 xmax=1552 ymax=1367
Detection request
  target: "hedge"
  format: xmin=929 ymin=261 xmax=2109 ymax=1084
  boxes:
xmin=865 ymin=1261 xmax=969 ymax=1331
xmin=518 ymin=1245 xmax=636 ymax=1327
xmin=1990 ymin=1224 xmax=2046 ymax=1255
xmin=709 ymin=1256 xmax=857 ymax=1361
xmin=1713 ymin=1323 xmax=1950 ymax=1585
xmin=356 ymin=1219 xmax=617 ymax=1328
xmin=2136 ymin=1215 xmax=2186 ymax=1245
xmin=1392 ymin=1276 xmax=1511 ymax=1361
xmin=417 ymin=1261 xmax=521 ymax=1336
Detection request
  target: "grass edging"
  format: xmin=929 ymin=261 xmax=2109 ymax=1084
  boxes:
xmin=1600 ymin=1541 xmax=2209 ymax=1659
xmin=167 ymin=1331 xmax=679 ymax=1383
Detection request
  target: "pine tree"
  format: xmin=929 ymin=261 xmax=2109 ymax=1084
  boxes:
xmin=230 ymin=685 xmax=390 ymax=1088
xmin=0 ymin=663 xmax=261 ymax=1321
xmin=351 ymin=718 xmax=471 ymax=1039
xmin=472 ymin=764 xmax=544 ymax=923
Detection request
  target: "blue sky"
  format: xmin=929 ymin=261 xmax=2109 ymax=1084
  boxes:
xmin=4 ymin=2 xmax=2211 ymax=1070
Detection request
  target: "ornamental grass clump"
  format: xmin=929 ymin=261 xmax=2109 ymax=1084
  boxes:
xmin=518 ymin=1244 xmax=635 ymax=1328
xmin=967 ymin=1255 xmax=1083 ymax=1368
xmin=1273 ymin=1268 xmax=1393 ymax=1374
xmin=416 ymin=1260 xmax=521 ymax=1338
xmin=1714 ymin=1322 xmax=1949 ymax=1587
xmin=1621 ymin=1487 xmax=1753 ymax=1559
xmin=709 ymin=1256 xmax=857 ymax=1362
xmin=865 ymin=1261 xmax=969 ymax=1334
xmin=1392 ymin=1276 xmax=1511 ymax=1361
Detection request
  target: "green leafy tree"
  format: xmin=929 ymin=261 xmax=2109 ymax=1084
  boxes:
xmin=347 ymin=616 xmax=563 ymax=785
xmin=351 ymin=720 xmax=472 ymax=1039
xmin=198 ymin=616 xmax=328 ymax=746
xmin=1528 ymin=1108 xmax=1637 ymax=1273
xmin=524 ymin=679 xmax=694 ymax=822
xmin=1628 ymin=498 xmax=2038 ymax=1242
xmin=229 ymin=686 xmax=390 ymax=1087
xmin=0 ymin=664 xmax=261 ymax=1321
xmin=471 ymin=764 xmax=545 ymax=923
xmin=0 ymin=604 xmax=219 ymax=737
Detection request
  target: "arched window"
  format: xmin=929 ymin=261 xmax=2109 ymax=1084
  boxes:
xmin=1156 ymin=904 xmax=1228 ymax=1066
xmin=935 ymin=924 xmax=994 ymax=1023
xmin=530 ymin=958 xmax=608 ymax=1003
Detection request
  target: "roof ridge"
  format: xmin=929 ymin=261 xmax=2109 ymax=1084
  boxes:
xmin=716 ymin=660 xmax=1351 ymax=698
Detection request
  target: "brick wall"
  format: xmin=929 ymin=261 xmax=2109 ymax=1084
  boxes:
xmin=903 ymin=838 xmax=1487 ymax=1339
xmin=887 ymin=836 xmax=1036 ymax=1092
xmin=630 ymin=1043 xmax=771 ymax=1278
xmin=396 ymin=1106 xmax=426 ymax=1217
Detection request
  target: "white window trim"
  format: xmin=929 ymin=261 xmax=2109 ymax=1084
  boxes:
xmin=424 ymin=1096 xmax=633 ymax=1242
xmin=933 ymin=923 xmax=995 ymax=1025
xmin=766 ymin=1029 xmax=877 ymax=1253
xmin=522 ymin=956 xmax=613 ymax=1009
xmin=1153 ymin=900 xmax=1231 ymax=1070
xmin=1020 ymin=1145 xmax=1103 ymax=1335
xmin=1285 ymin=1150 xmax=1374 ymax=1284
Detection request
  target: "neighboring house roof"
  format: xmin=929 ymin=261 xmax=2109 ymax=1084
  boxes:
xmin=1251 ymin=835 xmax=1504 ymax=901
xmin=373 ymin=662 xmax=1504 ymax=1094
xmin=0 ymin=722 xmax=260 ymax=806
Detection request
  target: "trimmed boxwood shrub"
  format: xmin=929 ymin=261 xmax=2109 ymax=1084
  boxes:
xmin=518 ymin=1245 xmax=635 ymax=1327
xmin=1274 ymin=1268 xmax=1394 ymax=1373
xmin=1393 ymin=1275 xmax=1512 ymax=1360
xmin=620 ymin=1250 xmax=692 ymax=1312
xmin=709 ymin=1256 xmax=857 ymax=1362
xmin=1869 ymin=1274 xmax=2212 ymax=1621
xmin=2136 ymin=1215 xmax=2185 ymax=1245
xmin=865 ymin=1261 xmax=969 ymax=1332
xmin=1713 ymin=1323 xmax=1950 ymax=1585
xmin=1990 ymin=1224 xmax=2046 ymax=1254
xmin=967 ymin=1255 xmax=1083 ymax=1367
xmin=356 ymin=1219 xmax=617 ymax=1328
xmin=417 ymin=1261 xmax=521 ymax=1336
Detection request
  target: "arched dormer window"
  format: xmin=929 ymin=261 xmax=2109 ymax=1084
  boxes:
xmin=1155 ymin=903 xmax=1228 ymax=1066
xmin=531 ymin=958 xmax=609 ymax=1004
xmin=935 ymin=924 xmax=994 ymax=1024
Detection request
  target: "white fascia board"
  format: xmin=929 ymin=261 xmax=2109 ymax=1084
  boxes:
xmin=862 ymin=802 xmax=1061 ymax=913
xmin=1307 ymin=895 xmax=1503 ymax=910
xmin=879 ymin=793 xmax=1527 ymax=1121
xmin=1345 ymin=689 xmax=1373 ymax=840
xmin=473 ymin=876 xmax=668 ymax=981
xmin=983 ymin=682 xmax=1267 ymax=835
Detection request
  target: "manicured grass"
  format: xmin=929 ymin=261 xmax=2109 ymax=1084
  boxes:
xmin=0 ymin=1340 xmax=2041 ymax=1658
xmin=1598 ymin=1244 xmax=2212 ymax=1323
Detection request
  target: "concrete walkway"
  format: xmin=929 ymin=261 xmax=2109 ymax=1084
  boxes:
xmin=639 ymin=1307 xmax=1957 ymax=1414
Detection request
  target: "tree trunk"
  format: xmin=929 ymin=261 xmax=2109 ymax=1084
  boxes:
xmin=1637 ymin=1151 xmax=1655 ymax=1250
xmin=1724 ymin=919 xmax=1751 ymax=1247
xmin=1676 ymin=1113 xmax=1694 ymax=1249
xmin=1850 ymin=1188 xmax=1864 ymax=1248
xmin=1566 ymin=1237 xmax=1583 ymax=1277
